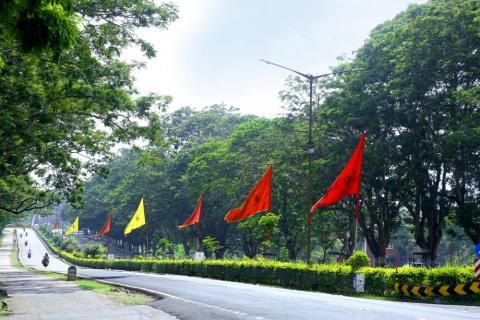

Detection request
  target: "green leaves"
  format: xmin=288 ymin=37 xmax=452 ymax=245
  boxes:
xmin=0 ymin=0 xmax=178 ymax=215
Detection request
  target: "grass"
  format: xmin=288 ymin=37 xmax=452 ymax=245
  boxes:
xmin=0 ymin=235 xmax=11 ymax=316
xmin=36 ymin=270 xmax=154 ymax=305
xmin=10 ymin=233 xmax=23 ymax=270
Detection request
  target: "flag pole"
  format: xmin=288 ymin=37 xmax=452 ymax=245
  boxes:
xmin=195 ymin=222 xmax=201 ymax=251
xmin=353 ymin=194 xmax=360 ymax=252
xmin=144 ymin=197 xmax=149 ymax=257
xmin=107 ymin=207 xmax=112 ymax=257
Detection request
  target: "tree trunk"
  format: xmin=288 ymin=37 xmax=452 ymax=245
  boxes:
xmin=182 ymin=241 xmax=191 ymax=256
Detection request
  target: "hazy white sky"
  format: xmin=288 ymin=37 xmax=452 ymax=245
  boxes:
xmin=128 ymin=0 xmax=427 ymax=118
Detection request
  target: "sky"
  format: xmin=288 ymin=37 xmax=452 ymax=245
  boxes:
xmin=128 ymin=0 xmax=428 ymax=118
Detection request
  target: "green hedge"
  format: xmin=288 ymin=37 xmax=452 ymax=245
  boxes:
xmin=35 ymin=229 xmax=476 ymax=297
xmin=59 ymin=251 xmax=354 ymax=294
xmin=359 ymin=266 xmax=475 ymax=295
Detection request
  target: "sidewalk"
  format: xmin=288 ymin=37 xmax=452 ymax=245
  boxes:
xmin=0 ymin=229 xmax=177 ymax=320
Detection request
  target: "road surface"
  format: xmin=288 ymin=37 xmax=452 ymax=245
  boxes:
xmin=3 ymin=229 xmax=175 ymax=319
xmin=17 ymin=228 xmax=480 ymax=320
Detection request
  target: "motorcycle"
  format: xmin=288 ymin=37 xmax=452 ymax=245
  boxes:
xmin=24 ymin=240 xmax=28 ymax=246
xmin=42 ymin=256 xmax=49 ymax=268
xmin=27 ymin=249 xmax=32 ymax=259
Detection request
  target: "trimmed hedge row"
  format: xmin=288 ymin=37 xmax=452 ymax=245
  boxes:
xmin=358 ymin=266 xmax=475 ymax=295
xmin=36 ymin=229 xmax=476 ymax=296
xmin=60 ymin=251 xmax=355 ymax=294
xmin=36 ymin=229 xmax=354 ymax=293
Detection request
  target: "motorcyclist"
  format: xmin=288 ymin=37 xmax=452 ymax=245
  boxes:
xmin=42 ymin=253 xmax=49 ymax=268
xmin=28 ymin=249 xmax=32 ymax=259
xmin=24 ymin=240 xmax=28 ymax=246
xmin=25 ymin=232 xmax=28 ymax=237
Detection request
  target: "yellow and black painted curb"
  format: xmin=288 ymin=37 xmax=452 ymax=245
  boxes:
xmin=394 ymin=282 xmax=480 ymax=297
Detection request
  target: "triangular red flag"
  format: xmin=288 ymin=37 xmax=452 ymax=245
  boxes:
xmin=309 ymin=132 xmax=366 ymax=221
xmin=225 ymin=165 xmax=272 ymax=223
xmin=52 ymin=216 xmax=60 ymax=230
xmin=179 ymin=192 xmax=204 ymax=229
xmin=96 ymin=208 xmax=112 ymax=236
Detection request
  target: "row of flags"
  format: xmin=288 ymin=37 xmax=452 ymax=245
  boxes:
xmin=57 ymin=132 xmax=366 ymax=240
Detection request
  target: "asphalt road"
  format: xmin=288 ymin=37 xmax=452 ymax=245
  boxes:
xmin=17 ymin=228 xmax=480 ymax=320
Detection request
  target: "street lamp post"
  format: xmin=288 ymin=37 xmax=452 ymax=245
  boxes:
xmin=260 ymin=59 xmax=362 ymax=264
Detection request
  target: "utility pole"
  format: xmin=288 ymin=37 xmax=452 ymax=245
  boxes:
xmin=260 ymin=59 xmax=362 ymax=264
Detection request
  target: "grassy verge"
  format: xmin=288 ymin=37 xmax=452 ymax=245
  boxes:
xmin=10 ymin=235 xmax=22 ymax=270
xmin=35 ymin=270 xmax=154 ymax=305
xmin=0 ymin=234 xmax=11 ymax=316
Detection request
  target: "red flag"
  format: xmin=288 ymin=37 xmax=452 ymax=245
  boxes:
xmin=52 ymin=216 xmax=60 ymax=230
xmin=309 ymin=132 xmax=366 ymax=221
xmin=179 ymin=192 xmax=204 ymax=229
xmin=96 ymin=208 xmax=112 ymax=236
xmin=225 ymin=164 xmax=272 ymax=222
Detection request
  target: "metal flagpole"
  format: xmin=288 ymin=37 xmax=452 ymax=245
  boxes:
xmin=144 ymin=197 xmax=149 ymax=257
xmin=195 ymin=222 xmax=201 ymax=250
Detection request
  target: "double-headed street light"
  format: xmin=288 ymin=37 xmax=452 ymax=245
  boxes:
xmin=260 ymin=59 xmax=362 ymax=264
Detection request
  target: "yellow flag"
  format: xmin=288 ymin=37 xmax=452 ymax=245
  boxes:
xmin=124 ymin=198 xmax=146 ymax=236
xmin=65 ymin=216 xmax=79 ymax=236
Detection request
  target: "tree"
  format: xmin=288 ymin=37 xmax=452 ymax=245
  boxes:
xmin=0 ymin=0 xmax=77 ymax=59
xmin=237 ymin=216 xmax=263 ymax=258
xmin=318 ymin=0 xmax=480 ymax=265
xmin=0 ymin=0 xmax=178 ymax=215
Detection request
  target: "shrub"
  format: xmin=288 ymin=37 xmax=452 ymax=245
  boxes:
xmin=359 ymin=265 xmax=476 ymax=295
xmin=56 ymin=252 xmax=355 ymax=294
xmin=52 ymin=234 xmax=62 ymax=247
xmin=34 ymin=228 xmax=476 ymax=298
xmin=346 ymin=251 xmax=370 ymax=270
xmin=60 ymin=237 xmax=79 ymax=252
xmin=156 ymin=238 xmax=175 ymax=258
xmin=83 ymin=243 xmax=107 ymax=258
xmin=202 ymin=236 xmax=222 ymax=258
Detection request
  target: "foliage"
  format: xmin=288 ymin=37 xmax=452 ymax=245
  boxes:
xmin=83 ymin=243 xmax=107 ymax=258
xmin=54 ymin=246 xmax=477 ymax=297
xmin=359 ymin=266 xmax=475 ymax=295
xmin=259 ymin=212 xmax=280 ymax=252
xmin=0 ymin=0 xmax=178 ymax=215
xmin=52 ymin=234 xmax=62 ymax=247
xmin=317 ymin=0 xmax=480 ymax=265
xmin=60 ymin=237 xmax=79 ymax=253
xmin=156 ymin=238 xmax=175 ymax=258
xmin=236 ymin=215 xmax=264 ymax=258
xmin=32 ymin=0 xmax=480 ymax=267
xmin=158 ymin=238 xmax=174 ymax=252
xmin=202 ymin=236 xmax=222 ymax=258
xmin=345 ymin=251 xmax=370 ymax=270
xmin=0 ymin=0 xmax=78 ymax=55
xmin=58 ymin=251 xmax=355 ymax=294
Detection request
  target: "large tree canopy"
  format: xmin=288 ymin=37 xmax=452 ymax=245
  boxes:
xmin=0 ymin=0 xmax=178 ymax=214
